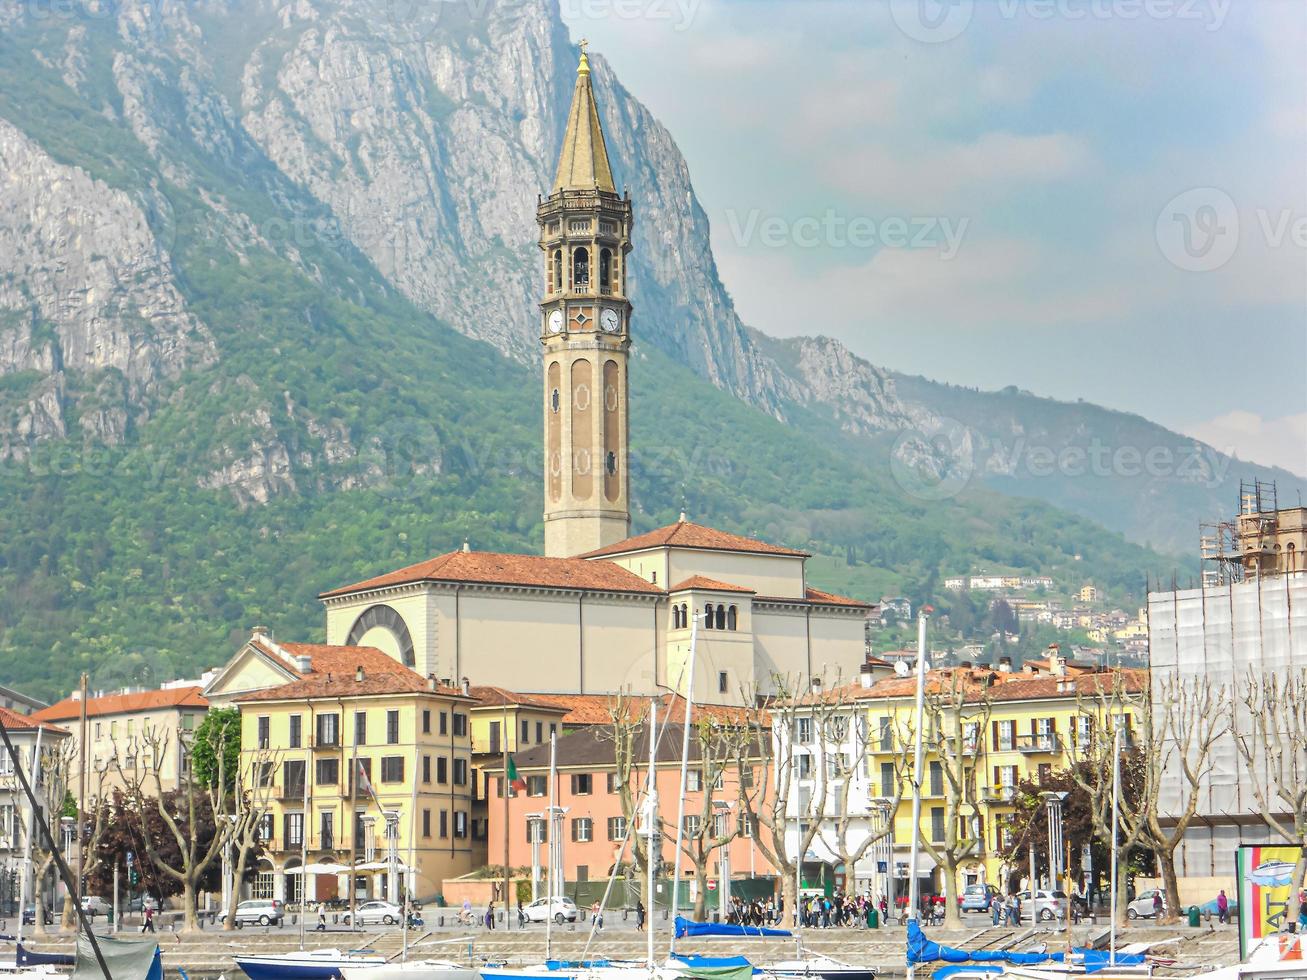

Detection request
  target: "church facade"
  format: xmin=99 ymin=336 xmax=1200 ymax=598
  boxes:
xmin=312 ymin=51 xmax=870 ymax=706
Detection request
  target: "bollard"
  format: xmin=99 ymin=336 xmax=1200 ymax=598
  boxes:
xmin=1188 ymin=906 xmax=1201 ymax=928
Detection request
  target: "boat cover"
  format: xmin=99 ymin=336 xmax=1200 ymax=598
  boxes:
xmin=673 ymin=917 xmax=792 ymax=939
xmin=906 ymin=922 xmax=1146 ymax=974
xmin=17 ymin=943 xmax=75 ymax=967
xmin=72 ymin=935 xmax=162 ymax=980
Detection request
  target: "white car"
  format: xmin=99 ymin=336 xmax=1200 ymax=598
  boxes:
xmin=221 ymin=898 xmax=285 ymax=927
xmin=522 ymin=897 xmax=579 ymax=924
xmin=80 ymin=896 xmax=112 ymax=917
xmin=1016 ymin=888 xmax=1068 ymax=922
xmin=343 ymin=901 xmax=403 ymax=926
xmin=1127 ymin=888 xmax=1167 ymax=919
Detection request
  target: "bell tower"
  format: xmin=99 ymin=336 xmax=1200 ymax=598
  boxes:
xmin=539 ymin=45 xmax=633 ymax=558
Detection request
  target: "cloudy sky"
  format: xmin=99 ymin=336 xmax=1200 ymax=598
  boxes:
xmin=563 ymin=0 xmax=1306 ymax=477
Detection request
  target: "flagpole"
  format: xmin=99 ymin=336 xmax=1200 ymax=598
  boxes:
xmin=502 ymin=703 xmax=511 ymax=932
xmin=546 ymin=732 xmax=556 ymax=963
xmin=350 ymin=714 xmax=359 ymax=932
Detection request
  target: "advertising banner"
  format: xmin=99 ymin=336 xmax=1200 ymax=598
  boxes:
xmin=1236 ymin=844 xmax=1301 ymax=959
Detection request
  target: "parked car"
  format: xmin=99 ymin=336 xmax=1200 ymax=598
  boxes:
xmin=1127 ymin=889 xmax=1167 ymax=919
xmin=342 ymin=901 xmax=402 ymax=926
xmin=220 ymin=899 xmax=284 ymax=928
xmin=522 ymin=897 xmax=579 ymax=924
xmin=1016 ymin=888 xmax=1068 ymax=922
xmin=1199 ymin=896 xmax=1239 ymax=920
xmin=80 ymin=896 xmax=112 ymax=917
xmin=960 ymin=883 xmax=999 ymax=913
xmin=22 ymin=904 xmax=53 ymax=926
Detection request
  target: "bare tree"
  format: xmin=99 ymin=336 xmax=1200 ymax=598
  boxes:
xmin=906 ymin=672 xmax=992 ymax=930
xmin=223 ymin=750 xmax=279 ymax=929
xmin=1071 ymin=673 xmax=1151 ymax=927
xmin=23 ymin=740 xmax=75 ymax=936
xmin=113 ymin=724 xmax=233 ymax=932
xmin=1139 ymin=673 xmax=1228 ymax=923
xmin=601 ymin=693 xmax=659 ymax=909
xmin=1231 ymin=668 xmax=1307 ymax=928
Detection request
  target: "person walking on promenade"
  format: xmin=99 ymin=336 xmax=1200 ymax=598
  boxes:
xmin=636 ymin=900 xmax=646 ymax=932
xmin=1216 ymin=890 xmax=1229 ymax=925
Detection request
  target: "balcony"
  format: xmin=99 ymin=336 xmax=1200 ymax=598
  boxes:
xmin=278 ymin=782 xmax=306 ymax=801
xmin=1015 ymin=733 xmax=1061 ymax=754
xmin=982 ymin=785 xmax=1016 ymax=803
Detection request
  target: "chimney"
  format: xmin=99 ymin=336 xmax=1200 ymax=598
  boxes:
xmin=427 ymin=674 xmax=437 ymax=692
xmin=71 ymin=690 xmax=82 ymax=702
xmin=998 ymin=656 xmax=1012 ymax=673
xmin=461 ymin=676 xmax=471 ymax=697
xmin=462 ymin=539 xmax=471 ymax=553
xmin=295 ymin=653 xmax=313 ymax=673
xmin=859 ymin=663 xmax=875 ymax=688
xmin=810 ymin=677 xmax=823 ymax=694
xmin=960 ymin=660 xmax=972 ymax=669
xmin=252 ymin=625 xmax=270 ymax=639
xmin=355 ymin=666 xmax=365 ymax=682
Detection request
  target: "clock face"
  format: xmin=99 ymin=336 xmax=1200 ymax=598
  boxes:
xmin=547 ymin=310 xmax=564 ymax=334
xmin=600 ymin=309 xmax=621 ymax=333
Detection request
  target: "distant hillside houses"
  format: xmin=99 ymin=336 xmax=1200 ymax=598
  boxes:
xmin=945 ymin=574 xmax=1054 ymax=592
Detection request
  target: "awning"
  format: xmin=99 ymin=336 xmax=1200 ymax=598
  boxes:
xmin=354 ymin=861 xmax=415 ymax=873
xmin=284 ymin=862 xmax=350 ymax=875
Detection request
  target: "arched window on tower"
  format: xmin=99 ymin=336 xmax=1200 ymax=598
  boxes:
xmin=704 ymin=603 xmax=714 ymax=630
xmin=727 ymin=605 xmax=738 ymax=631
xmin=599 ymin=249 xmax=612 ymax=293
xmin=551 ymin=389 xmax=561 ymax=413
xmin=552 ymin=249 xmax=562 ymax=292
xmin=605 ymin=451 xmax=616 ymax=475
xmin=715 ymin=604 xmax=726 ymax=630
xmin=1288 ymin=542 xmax=1297 ymax=572
xmin=573 ymin=247 xmax=590 ymax=290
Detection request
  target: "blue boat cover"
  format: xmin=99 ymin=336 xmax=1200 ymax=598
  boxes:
xmin=546 ymin=961 xmax=612 ymax=970
xmin=932 ymin=968 xmax=1003 ymax=979
xmin=674 ymin=955 xmax=753 ymax=968
xmin=1078 ymin=949 xmax=1146 ymax=973
xmin=907 ymin=921 xmax=1065 ymax=967
xmin=674 ymin=916 xmax=792 ymax=939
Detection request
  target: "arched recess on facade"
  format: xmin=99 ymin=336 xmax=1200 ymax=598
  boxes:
xmin=345 ymin=604 xmax=416 ymax=668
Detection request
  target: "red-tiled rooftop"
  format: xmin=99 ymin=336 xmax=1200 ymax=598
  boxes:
xmin=467 ymin=686 xmax=570 ymax=712
xmin=579 ymin=519 xmax=809 ymax=559
xmin=522 ymin=691 xmax=762 ymax=727
xmin=0 ymin=705 xmax=68 ymax=734
xmin=668 ymin=576 xmax=756 ymax=594
xmin=784 ymin=667 xmax=1149 ymax=705
xmin=235 ymin=664 xmax=467 ymax=703
xmin=250 ymin=638 xmax=408 ymax=679
xmin=33 ymin=687 xmax=207 ymax=723
xmin=320 ymin=551 xmax=663 ymax=599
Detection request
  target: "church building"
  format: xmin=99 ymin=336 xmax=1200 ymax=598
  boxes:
xmin=209 ymin=50 xmax=869 ymax=709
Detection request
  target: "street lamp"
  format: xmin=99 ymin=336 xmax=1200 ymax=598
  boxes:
xmin=712 ymin=800 xmax=734 ymax=920
xmin=59 ymin=816 xmax=75 ymax=918
xmin=870 ymin=798 xmax=895 ymax=922
xmin=1042 ymin=791 xmax=1068 ymax=887
xmin=526 ymin=813 xmax=544 ymax=901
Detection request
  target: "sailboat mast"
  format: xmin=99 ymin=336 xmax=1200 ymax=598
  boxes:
xmin=1109 ymin=719 xmax=1122 ymax=966
xmin=669 ymin=607 xmax=701 ymax=955
xmin=546 ymin=731 xmax=557 ymax=962
xmin=646 ymin=698 xmax=658 ymax=972
xmin=16 ymin=724 xmax=43 ymax=945
xmin=906 ymin=610 xmax=928 ymax=980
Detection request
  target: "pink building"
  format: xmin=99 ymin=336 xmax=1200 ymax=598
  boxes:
xmin=485 ymin=723 xmax=775 ymax=893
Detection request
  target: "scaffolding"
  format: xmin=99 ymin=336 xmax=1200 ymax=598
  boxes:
xmin=1201 ymin=480 xmax=1283 ymax=586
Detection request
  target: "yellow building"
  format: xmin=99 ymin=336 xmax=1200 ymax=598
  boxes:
xmin=1078 ymin=584 xmax=1099 ymax=603
xmin=234 ymin=657 xmax=477 ymax=905
xmin=782 ymin=666 xmax=1145 ymax=898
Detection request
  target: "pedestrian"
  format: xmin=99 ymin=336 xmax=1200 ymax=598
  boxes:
xmin=1153 ymin=891 xmax=1163 ymax=918
xmin=486 ymin=901 xmax=496 ymax=930
xmin=1216 ymin=889 xmax=1229 ymax=925
xmin=316 ymin=903 xmax=327 ymax=931
xmin=517 ymin=900 xmax=526 ymax=927
xmin=141 ymin=904 xmax=155 ymax=933
xmin=1298 ymin=889 xmax=1307 ymax=932
xmin=636 ymin=899 xmax=646 ymax=932
xmin=991 ymin=892 xmax=1003 ymax=926
xmin=591 ymin=901 xmax=601 ymax=929
xmin=1005 ymin=893 xmax=1018 ymax=926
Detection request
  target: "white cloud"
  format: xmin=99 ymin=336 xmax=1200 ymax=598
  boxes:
xmin=1183 ymin=411 xmax=1307 ymax=478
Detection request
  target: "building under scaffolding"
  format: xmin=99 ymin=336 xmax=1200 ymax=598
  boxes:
xmin=1150 ymin=482 xmax=1307 ymax=878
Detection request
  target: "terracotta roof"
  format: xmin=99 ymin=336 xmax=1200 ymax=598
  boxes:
xmin=522 ymin=693 xmax=626 ymax=726
xmin=468 ymin=686 xmax=569 ymax=712
xmin=522 ymin=692 xmax=762 ymax=727
xmin=485 ymin=723 xmax=768 ymax=772
xmin=668 ymin=576 xmax=755 ymax=594
xmin=0 ymin=705 xmax=68 ymax=734
xmin=787 ymin=667 xmax=1149 ymax=706
xmin=274 ymin=641 xmax=409 ymax=678
xmin=33 ymin=687 xmax=207 ymax=723
xmin=751 ymin=588 xmax=872 ymax=609
xmin=234 ymin=663 xmax=467 ymax=703
xmin=320 ymin=551 xmax=662 ymax=599
xmin=579 ymin=520 xmax=809 ymax=559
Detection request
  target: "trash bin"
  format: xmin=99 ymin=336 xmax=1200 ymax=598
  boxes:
xmin=1188 ymin=906 xmax=1201 ymax=928
xmin=867 ymin=908 xmax=879 ymax=929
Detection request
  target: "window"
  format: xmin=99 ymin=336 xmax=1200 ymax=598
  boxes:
xmin=796 ymin=754 xmax=812 ymax=779
xmin=284 ymin=759 xmax=306 ymax=797
xmin=422 ymin=755 xmax=431 ymax=784
xmin=319 ymin=811 xmax=334 ymax=850
xmin=930 ymin=806 xmax=945 ymax=843
xmin=929 ymin=761 xmax=944 ymax=797
xmin=605 ymin=452 xmax=616 ymax=475
xmin=599 ymin=248 xmax=611 ymax=291
xmin=996 ymin=719 xmax=1014 ymax=752
xmin=737 ymin=812 xmax=755 ymax=838
xmin=550 ymin=723 xmax=557 ymax=737
xmin=713 ymin=812 xmax=730 ymax=838
xmin=386 ymin=710 xmax=400 ymax=745
xmin=439 ymin=712 xmax=448 ymax=736
xmin=289 ymin=715 xmax=302 ymax=749
xmin=573 ymin=246 xmax=589 ymax=289
xmin=571 ymin=817 xmax=593 ymax=842
xmin=284 ymin=812 xmax=304 ymax=848
xmin=606 ymin=772 xmax=621 ymax=794
xmin=453 ymin=759 xmax=468 ymax=785
xmin=381 ymin=757 xmax=404 ymax=783
xmin=727 ymin=606 xmax=737 ymax=630
xmin=350 ymin=758 xmax=372 ymax=796
xmin=551 ymin=249 xmax=561 ymax=291
xmin=880 ymin=761 xmax=895 ymax=798
xmin=354 ymin=711 xmax=367 ymax=746
xmin=527 ymin=775 xmax=547 ymax=797
xmin=797 ymin=717 xmax=813 ymax=744
xmin=454 ymin=811 xmax=468 ymax=838
xmin=535 ymin=721 xmax=543 ymax=743
xmin=436 ymin=757 xmax=448 ymax=784
xmin=1074 ymin=715 xmax=1093 ymax=750
xmin=683 ymin=814 xmax=701 ymax=837
xmin=686 ymin=769 xmax=703 ymax=792
xmin=422 ymin=809 xmax=431 ymax=837
xmin=551 ymin=388 xmax=560 ymax=413
xmin=879 ymin=716 xmax=893 ymax=751
xmin=439 ymin=810 xmax=448 ymax=838
xmin=704 ymin=602 xmax=714 ymax=629
xmin=316 ymin=713 xmax=340 ymax=747
xmin=257 ymin=761 xmax=275 ymax=787
xmin=257 ymin=813 xmax=274 ymax=843
xmin=520 ymin=720 xmax=529 ymax=744
xmin=257 ymin=716 xmax=270 ymax=749
xmin=571 ymin=773 xmax=593 ymax=795
xmin=1037 ymin=763 xmax=1052 ymax=785
xmin=315 ymin=757 xmax=339 ymax=785
xmin=607 ymin=816 xmax=628 ymax=841
xmin=715 ymin=605 xmax=726 ymax=630
xmin=453 ymin=714 xmax=468 ymax=737
xmin=718 ymin=671 xmax=728 ymax=694
xmin=422 ymin=710 xmax=431 ymax=735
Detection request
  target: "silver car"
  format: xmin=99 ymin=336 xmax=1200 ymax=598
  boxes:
xmin=1016 ymin=888 xmax=1068 ymax=922
xmin=221 ymin=899 xmax=284 ymax=927
xmin=343 ymin=900 xmax=402 ymax=926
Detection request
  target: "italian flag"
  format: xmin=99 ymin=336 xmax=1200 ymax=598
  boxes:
xmin=507 ymin=756 xmax=527 ymax=792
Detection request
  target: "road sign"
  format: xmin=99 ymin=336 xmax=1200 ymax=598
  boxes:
xmin=707 ymin=880 xmax=717 ymax=891
xmin=877 ymin=861 xmax=888 ymax=873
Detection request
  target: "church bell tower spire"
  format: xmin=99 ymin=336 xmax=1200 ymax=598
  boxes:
xmin=539 ymin=44 xmax=633 ymax=558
